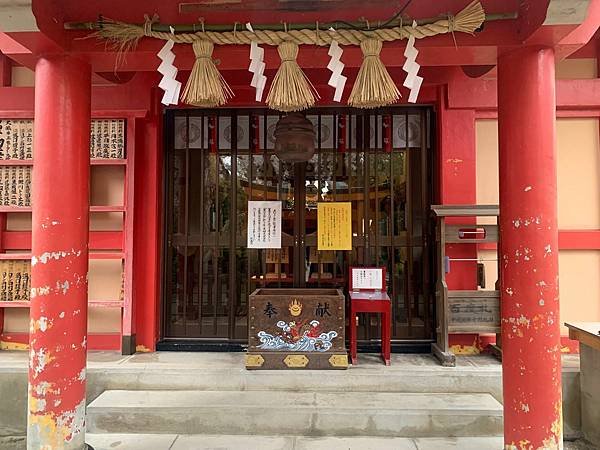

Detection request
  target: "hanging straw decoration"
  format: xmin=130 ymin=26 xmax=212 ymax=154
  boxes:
xmin=266 ymin=41 xmax=319 ymax=112
xmin=180 ymin=39 xmax=234 ymax=107
xmin=348 ymin=38 xmax=399 ymax=109
xmin=89 ymin=1 xmax=485 ymax=49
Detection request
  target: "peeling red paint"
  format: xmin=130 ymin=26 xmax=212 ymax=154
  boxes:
xmin=27 ymin=56 xmax=91 ymax=449
xmin=498 ymin=47 xmax=562 ymax=449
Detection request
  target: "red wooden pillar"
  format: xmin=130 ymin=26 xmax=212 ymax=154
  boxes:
xmin=498 ymin=46 xmax=562 ymax=450
xmin=27 ymin=56 xmax=91 ymax=449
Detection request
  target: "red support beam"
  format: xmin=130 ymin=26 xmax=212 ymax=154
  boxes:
xmin=27 ymin=56 xmax=91 ymax=449
xmin=134 ymin=87 xmax=163 ymax=352
xmin=481 ymin=230 xmax=600 ymax=251
xmin=436 ymin=89 xmax=478 ymax=291
xmin=498 ymin=46 xmax=562 ymax=449
xmin=120 ymin=117 xmax=137 ymax=354
xmin=449 ymin=77 xmax=600 ymax=112
xmin=558 ymin=230 xmax=600 ymax=249
xmin=0 ymin=53 xmax=12 ymax=87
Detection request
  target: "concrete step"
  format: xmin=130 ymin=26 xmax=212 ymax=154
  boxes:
xmin=86 ymin=390 xmax=503 ymax=438
xmin=86 ymin=353 xmax=503 ymax=403
xmin=86 ymin=434 xmax=506 ymax=450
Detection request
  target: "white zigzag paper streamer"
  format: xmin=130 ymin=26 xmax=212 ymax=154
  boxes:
xmin=402 ymin=21 xmax=423 ymax=104
xmin=157 ymin=39 xmax=182 ymax=106
xmin=247 ymin=23 xmax=267 ymax=102
xmin=327 ymin=40 xmax=346 ymax=102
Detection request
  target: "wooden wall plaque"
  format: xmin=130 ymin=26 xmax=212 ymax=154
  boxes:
xmin=0 ymin=119 xmax=126 ymax=160
xmin=447 ymin=290 xmax=500 ymax=333
xmin=0 ymin=260 xmax=31 ymax=302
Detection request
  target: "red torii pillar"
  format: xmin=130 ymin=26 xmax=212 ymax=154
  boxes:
xmin=27 ymin=56 xmax=91 ymax=449
xmin=498 ymin=46 xmax=562 ymax=449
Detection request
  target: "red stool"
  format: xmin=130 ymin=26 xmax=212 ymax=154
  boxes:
xmin=348 ymin=267 xmax=391 ymax=366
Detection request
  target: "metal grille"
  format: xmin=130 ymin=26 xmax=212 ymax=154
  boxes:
xmin=163 ymin=107 xmax=435 ymax=343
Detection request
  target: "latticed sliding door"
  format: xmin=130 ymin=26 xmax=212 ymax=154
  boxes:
xmin=163 ymin=108 xmax=435 ymax=343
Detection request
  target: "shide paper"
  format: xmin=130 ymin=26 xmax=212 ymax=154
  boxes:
xmin=247 ymin=23 xmax=267 ymax=102
xmin=157 ymin=39 xmax=182 ymax=106
xmin=327 ymin=40 xmax=347 ymax=102
xmin=402 ymin=21 xmax=423 ymax=104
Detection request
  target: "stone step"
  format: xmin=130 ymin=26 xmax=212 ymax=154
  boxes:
xmin=86 ymin=390 xmax=503 ymax=438
xmin=86 ymin=433 xmax=506 ymax=450
xmin=86 ymin=354 xmax=503 ymax=402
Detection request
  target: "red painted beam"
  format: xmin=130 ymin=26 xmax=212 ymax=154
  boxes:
xmin=436 ymin=86 xmax=478 ymax=291
xmin=2 ymin=231 xmax=123 ymax=250
xmin=0 ymin=53 xmax=11 ymax=87
xmin=558 ymin=230 xmax=600 ymax=249
xmin=0 ymin=71 xmax=158 ymax=113
xmin=448 ymin=77 xmax=600 ymax=111
xmin=134 ymin=88 xmax=162 ymax=352
xmin=480 ymin=230 xmax=600 ymax=251
xmin=35 ymin=0 xmax=517 ymax=25
xmin=556 ymin=0 xmax=600 ymax=59
xmin=1 ymin=332 xmax=121 ymax=351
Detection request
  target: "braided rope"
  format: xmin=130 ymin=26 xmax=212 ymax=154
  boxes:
xmin=96 ymin=1 xmax=484 ymax=48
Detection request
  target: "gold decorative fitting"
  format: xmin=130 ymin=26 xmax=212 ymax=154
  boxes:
xmin=329 ymin=354 xmax=349 ymax=368
xmin=288 ymin=298 xmax=303 ymax=316
xmin=284 ymin=354 xmax=309 ymax=368
xmin=245 ymin=354 xmax=265 ymax=367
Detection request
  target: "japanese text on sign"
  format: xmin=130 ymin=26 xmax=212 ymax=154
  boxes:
xmin=351 ymin=268 xmax=383 ymax=290
xmin=317 ymin=202 xmax=352 ymax=250
xmin=0 ymin=119 xmax=126 ymax=160
xmin=247 ymin=201 xmax=282 ymax=249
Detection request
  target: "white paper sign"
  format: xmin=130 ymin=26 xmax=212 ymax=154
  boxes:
xmin=351 ymin=268 xmax=383 ymax=290
xmin=247 ymin=201 xmax=282 ymax=249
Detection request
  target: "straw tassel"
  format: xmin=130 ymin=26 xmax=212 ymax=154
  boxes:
xmin=266 ymin=41 xmax=319 ymax=112
xmin=348 ymin=38 xmax=400 ymax=109
xmin=181 ymin=39 xmax=233 ymax=107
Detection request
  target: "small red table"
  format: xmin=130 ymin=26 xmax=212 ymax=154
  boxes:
xmin=348 ymin=267 xmax=391 ymax=366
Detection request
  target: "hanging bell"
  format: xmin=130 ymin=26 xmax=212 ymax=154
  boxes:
xmin=274 ymin=113 xmax=315 ymax=163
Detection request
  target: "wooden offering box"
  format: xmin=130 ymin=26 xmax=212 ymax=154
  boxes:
xmin=246 ymin=288 xmax=348 ymax=370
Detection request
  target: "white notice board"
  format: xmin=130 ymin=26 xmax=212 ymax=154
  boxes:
xmin=351 ymin=268 xmax=383 ymax=290
xmin=247 ymin=201 xmax=281 ymax=249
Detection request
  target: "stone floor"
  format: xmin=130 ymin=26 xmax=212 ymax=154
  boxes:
xmin=0 ymin=349 xmax=581 ymax=370
xmin=2 ymin=435 xmax=596 ymax=450
xmin=0 ymin=348 xmax=509 ymax=369
xmin=0 ymin=351 xmax=586 ymax=450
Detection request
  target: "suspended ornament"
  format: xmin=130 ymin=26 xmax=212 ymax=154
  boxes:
xmin=274 ymin=113 xmax=316 ymax=163
xmin=266 ymin=42 xmax=319 ymax=113
xmin=348 ymin=38 xmax=400 ymax=109
xmin=403 ymin=21 xmax=423 ymax=104
xmin=327 ymin=40 xmax=346 ymax=102
xmin=249 ymin=41 xmax=267 ymax=102
xmin=157 ymin=39 xmax=181 ymax=106
xmin=181 ymin=39 xmax=233 ymax=107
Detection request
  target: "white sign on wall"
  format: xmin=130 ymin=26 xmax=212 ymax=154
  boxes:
xmin=247 ymin=201 xmax=282 ymax=249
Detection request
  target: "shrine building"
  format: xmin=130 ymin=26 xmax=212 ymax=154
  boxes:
xmin=0 ymin=0 xmax=599 ymax=449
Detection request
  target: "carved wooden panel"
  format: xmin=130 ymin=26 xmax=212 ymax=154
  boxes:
xmin=447 ymin=290 xmax=500 ymax=333
xmin=0 ymin=119 xmax=126 ymax=160
xmin=0 ymin=260 xmax=31 ymax=302
xmin=0 ymin=166 xmax=31 ymax=206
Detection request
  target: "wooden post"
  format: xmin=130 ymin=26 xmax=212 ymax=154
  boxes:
xmin=498 ymin=46 xmax=562 ymax=450
xmin=27 ymin=55 xmax=91 ymax=449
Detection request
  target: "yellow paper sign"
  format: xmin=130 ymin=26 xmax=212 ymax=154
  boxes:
xmin=318 ymin=202 xmax=352 ymax=250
